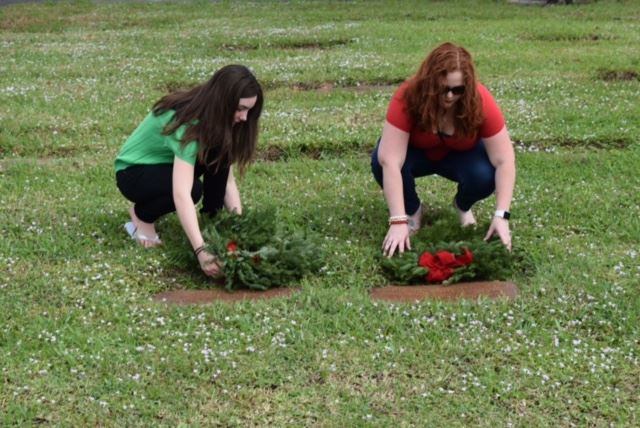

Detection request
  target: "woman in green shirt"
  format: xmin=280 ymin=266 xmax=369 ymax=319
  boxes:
xmin=115 ymin=64 xmax=263 ymax=277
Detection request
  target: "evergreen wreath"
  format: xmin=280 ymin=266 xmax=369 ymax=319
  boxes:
xmin=380 ymin=215 xmax=517 ymax=285
xmin=198 ymin=208 xmax=324 ymax=291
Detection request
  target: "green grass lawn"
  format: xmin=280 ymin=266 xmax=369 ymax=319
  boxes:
xmin=1 ymin=1 xmax=639 ymax=426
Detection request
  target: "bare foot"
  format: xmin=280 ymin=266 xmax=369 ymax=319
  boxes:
xmin=128 ymin=206 xmax=162 ymax=248
xmin=453 ymin=199 xmax=476 ymax=227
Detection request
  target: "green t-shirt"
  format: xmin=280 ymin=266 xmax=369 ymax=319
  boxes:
xmin=114 ymin=109 xmax=199 ymax=172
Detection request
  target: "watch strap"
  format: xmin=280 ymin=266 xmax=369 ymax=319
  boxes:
xmin=494 ymin=210 xmax=511 ymax=220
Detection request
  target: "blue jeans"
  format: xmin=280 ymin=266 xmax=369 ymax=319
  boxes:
xmin=370 ymin=140 xmax=495 ymax=215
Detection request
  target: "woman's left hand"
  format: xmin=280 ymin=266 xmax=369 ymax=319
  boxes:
xmin=484 ymin=217 xmax=511 ymax=251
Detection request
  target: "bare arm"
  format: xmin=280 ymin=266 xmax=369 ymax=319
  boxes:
xmin=378 ymin=121 xmax=411 ymax=257
xmin=173 ymin=157 xmax=205 ymax=250
xmin=173 ymin=156 xmax=220 ymax=276
xmin=482 ymin=126 xmax=516 ymax=250
xmin=379 ymin=121 xmax=410 ymax=217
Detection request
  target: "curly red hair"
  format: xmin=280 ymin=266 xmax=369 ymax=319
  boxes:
xmin=404 ymin=42 xmax=483 ymax=138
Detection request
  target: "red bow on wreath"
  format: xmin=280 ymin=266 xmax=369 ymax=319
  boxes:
xmin=418 ymin=248 xmax=474 ymax=283
xmin=226 ymin=240 xmax=238 ymax=253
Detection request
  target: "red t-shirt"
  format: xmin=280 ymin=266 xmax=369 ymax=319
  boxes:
xmin=386 ymin=81 xmax=505 ymax=161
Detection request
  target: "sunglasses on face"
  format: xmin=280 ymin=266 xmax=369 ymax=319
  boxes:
xmin=443 ymin=85 xmax=465 ymax=95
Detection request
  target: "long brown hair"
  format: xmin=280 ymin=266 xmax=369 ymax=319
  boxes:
xmin=153 ymin=64 xmax=263 ymax=174
xmin=404 ymin=42 xmax=483 ymax=137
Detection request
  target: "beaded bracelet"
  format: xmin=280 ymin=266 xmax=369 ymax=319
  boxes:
xmin=194 ymin=245 xmax=207 ymax=256
xmin=389 ymin=215 xmax=408 ymax=221
xmin=389 ymin=219 xmax=409 ymax=226
xmin=388 ymin=214 xmax=409 ymax=226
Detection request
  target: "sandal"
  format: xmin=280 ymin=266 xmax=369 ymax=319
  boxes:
xmin=124 ymin=222 xmax=161 ymax=246
xmin=452 ymin=198 xmax=476 ymax=227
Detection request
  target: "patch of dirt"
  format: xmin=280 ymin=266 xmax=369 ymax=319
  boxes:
xmin=370 ymin=281 xmax=519 ymax=303
xmin=256 ymin=146 xmax=286 ymax=162
xmin=515 ymin=137 xmax=632 ymax=151
xmin=274 ymin=38 xmax=351 ymax=50
xmin=263 ymin=77 xmax=401 ymax=91
xmin=528 ymin=32 xmax=614 ymax=42
xmin=314 ymin=82 xmax=398 ymax=94
xmin=219 ymin=43 xmax=259 ymax=52
xmin=255 ymin=144 xmax=374 ymax=163
xmin=287 ymin=81 xmax=398 ymax=93
xmin=156 ymin=80 xmax=200 ymax=93
xmin=597 ymin=69 xmax=639 ymax=82
xmin=1 ymin=143 xmax=85 ymax=159
xmin=156 ymin=78 xmax=398 ymax=96
xmin=218 ymin=38 xmax=350 ymax=52
xmin=153 ymin=287 xmax=298 ymax=304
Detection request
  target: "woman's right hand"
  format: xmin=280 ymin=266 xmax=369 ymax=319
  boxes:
xmin=197 ymin=250 xmax=222 ymax=277
xmin=382 ymin=223 xmax=411 ymax=257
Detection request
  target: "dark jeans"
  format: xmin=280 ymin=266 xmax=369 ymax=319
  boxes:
xmin=371 ymin=140 xmax=495 ymax=214
xmin=116 ymin=162 xmax=229 ymax=223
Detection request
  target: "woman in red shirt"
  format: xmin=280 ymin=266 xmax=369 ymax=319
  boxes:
xmin=371 ymin=42 xmax=516 ymax=257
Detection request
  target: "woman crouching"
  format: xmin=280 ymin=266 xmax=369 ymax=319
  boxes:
xmin=115 ymin=64 xmax=263 ymax=276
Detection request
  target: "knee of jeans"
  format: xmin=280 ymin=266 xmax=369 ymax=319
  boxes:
xmin=371 ymin=169 xmax=383 ymax=188
xmin=399 ymin=161 xmax=414 ymax=176
xmin=371 ymin=159 xmax=383 ymax=186
xmin=467 ymin=167 xmax=495 ymax=195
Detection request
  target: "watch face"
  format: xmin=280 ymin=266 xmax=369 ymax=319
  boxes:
xmin=496 ymin=210 xmax=511 ymax=220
